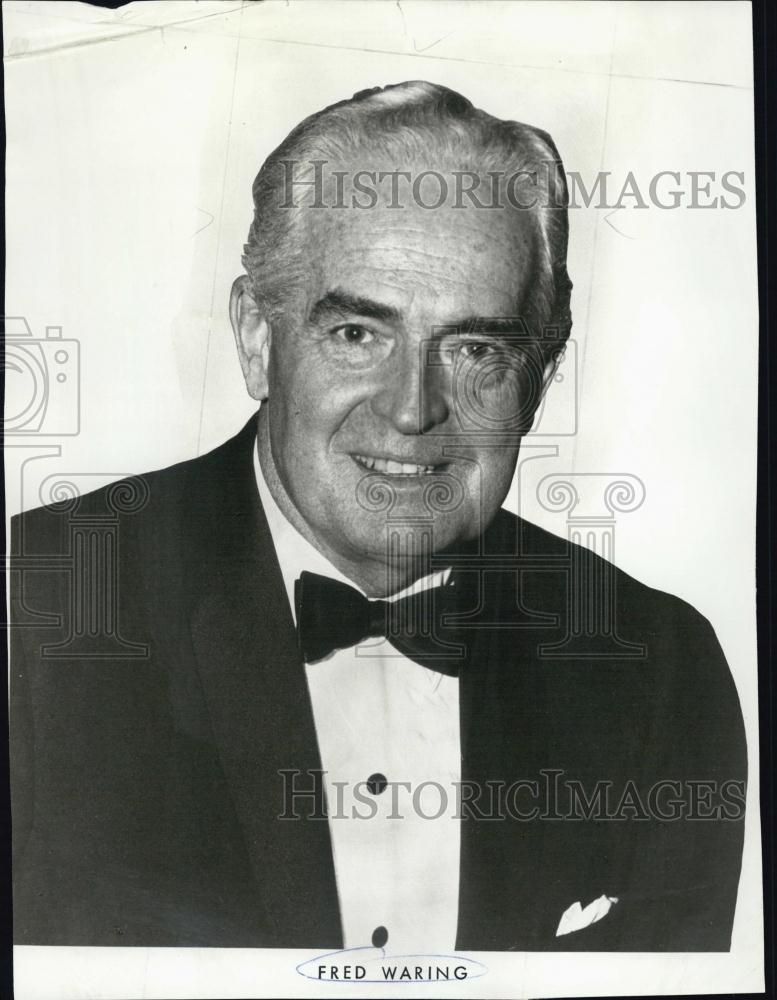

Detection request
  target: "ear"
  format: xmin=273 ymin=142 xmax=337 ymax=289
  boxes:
xmin=229 ymin=276 xmax=271 ymax=401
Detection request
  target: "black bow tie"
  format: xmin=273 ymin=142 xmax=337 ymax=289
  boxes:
xmin=294 ymin=570 xmax=467 ymax=677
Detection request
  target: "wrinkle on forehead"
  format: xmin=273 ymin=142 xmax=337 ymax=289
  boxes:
xmin=317 ymin=209 xmax=532 ymax=301
xmin=317 ymin=203 xmax=535 ymax=250
xmin=279 ymin=171 xmax=540 ymax=325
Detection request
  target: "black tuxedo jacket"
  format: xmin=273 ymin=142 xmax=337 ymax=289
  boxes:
xmin=10 ymin=415 xmax=746 ymax=950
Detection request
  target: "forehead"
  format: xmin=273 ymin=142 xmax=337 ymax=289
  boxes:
xmin=300 ymin=179 xmax=538 ymax=321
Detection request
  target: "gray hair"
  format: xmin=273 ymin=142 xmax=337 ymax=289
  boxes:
xmin=242 ymin=81 xmax=572 ymax=355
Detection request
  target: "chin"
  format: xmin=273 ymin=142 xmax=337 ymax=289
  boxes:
xmin=348 ymin=512 xmax=471 ymax=559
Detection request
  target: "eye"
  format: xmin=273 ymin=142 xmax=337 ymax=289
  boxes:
xmin=333 ymin=324 xmax=375 ymax=345
xmin=459 ymin=341 xmax=496 ymax=360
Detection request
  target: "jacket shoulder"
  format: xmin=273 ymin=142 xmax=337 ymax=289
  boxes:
xmin=11 ymin=415 xmax=259 ymax=551
xmin=495 ymin=506 xmax=716 ymax=632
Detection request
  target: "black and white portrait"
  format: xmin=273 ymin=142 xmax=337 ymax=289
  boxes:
xmin=4 ymin=2 xmax=763 ymax=997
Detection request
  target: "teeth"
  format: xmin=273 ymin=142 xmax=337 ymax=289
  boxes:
xmin=354 ymin=454 xmax=436 ymax=475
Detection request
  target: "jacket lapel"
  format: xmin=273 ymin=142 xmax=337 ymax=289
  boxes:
xmin=455 ymin=513 xmax=570 ymax=950
xmin=188 ymin=416 xmax=342 ymax=947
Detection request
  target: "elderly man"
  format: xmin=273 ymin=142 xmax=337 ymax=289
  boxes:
xmin=10 ymin=82 xmax=745 ymax=952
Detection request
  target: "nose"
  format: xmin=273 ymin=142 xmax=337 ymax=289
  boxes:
xmin=370 ymin=338 xmax=450 ymax=435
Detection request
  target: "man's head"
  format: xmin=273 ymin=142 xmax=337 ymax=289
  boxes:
xmin=230 ymin=81 xmax=572 ymax=593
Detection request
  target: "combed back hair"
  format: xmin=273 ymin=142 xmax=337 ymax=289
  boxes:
xmin=242 ymin=81 xmax=572 ymax=354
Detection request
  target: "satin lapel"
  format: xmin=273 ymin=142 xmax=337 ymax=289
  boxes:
xmin=455 ymin=512 xmax=561 ymax=951
xmin=188 ymin=418 xmax=342 ymax=948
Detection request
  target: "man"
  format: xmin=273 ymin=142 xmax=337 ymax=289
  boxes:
xmin=10 ymin=82 xmax=746 ymax=952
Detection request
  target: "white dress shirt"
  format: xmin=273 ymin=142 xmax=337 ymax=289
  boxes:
xmin=253 ymin=442 xmax=461 ymax=954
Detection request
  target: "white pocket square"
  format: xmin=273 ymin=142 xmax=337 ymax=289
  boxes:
xmin=555 ymin=894 xmax=619 ymax=937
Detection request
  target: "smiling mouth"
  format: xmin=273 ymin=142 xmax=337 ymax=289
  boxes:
xmin=352 ymin=454 xmax=442 ymax=476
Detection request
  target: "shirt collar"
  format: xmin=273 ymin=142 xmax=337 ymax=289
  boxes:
xmin=252 ymin=437 xmax=451 ymax=622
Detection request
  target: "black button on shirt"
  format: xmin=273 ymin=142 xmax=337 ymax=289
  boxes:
xmin=366 ymin=772 xmax=387 ymax=795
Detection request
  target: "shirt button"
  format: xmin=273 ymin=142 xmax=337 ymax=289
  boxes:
xmin=372 ymin=925 xmax=389 ymax=948
xmin=366 ymin=772 xmax=387 ymax=795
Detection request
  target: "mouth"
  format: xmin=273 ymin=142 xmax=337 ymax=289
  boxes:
xmin=351 ymin=453 xmax=443 ymax=476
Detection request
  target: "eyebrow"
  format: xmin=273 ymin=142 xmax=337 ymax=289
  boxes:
xmin=309 ymin=289 xmax=401 ymax=325
xmin=308 ymin=288 xmax=531 ymax=338
xmin=452 ymin=316 xmax=531 ymax=337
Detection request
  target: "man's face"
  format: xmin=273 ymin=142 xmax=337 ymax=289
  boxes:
xmin=236 ymin=168 xmax=553 ymax=586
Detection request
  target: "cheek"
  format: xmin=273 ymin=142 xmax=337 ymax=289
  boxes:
xmin=278 ymin=338 xmax=373 ymax=425
xmin=270 ymin=349 xmax=324 ymax=428
xmin=470 ymin=449 xmax=519 ymax=502
xmin=269 ymin=352 xmax=360 ymax=461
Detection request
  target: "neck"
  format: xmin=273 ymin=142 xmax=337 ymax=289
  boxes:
xmin=256 ymin=409 xmax=437 ymax=598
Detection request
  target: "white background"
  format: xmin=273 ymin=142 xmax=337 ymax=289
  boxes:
xmin=4 ymin=1 xmax=762 ymax=997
